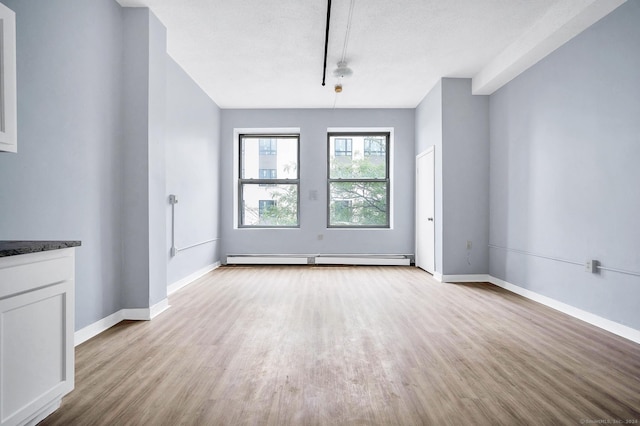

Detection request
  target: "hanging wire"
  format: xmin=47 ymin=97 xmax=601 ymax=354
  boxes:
xmin=340 ymin=0 xmax=356 ymax=63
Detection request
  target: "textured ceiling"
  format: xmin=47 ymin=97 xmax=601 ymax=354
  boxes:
xmin=116 ymin=0 xmax=624 ymax=108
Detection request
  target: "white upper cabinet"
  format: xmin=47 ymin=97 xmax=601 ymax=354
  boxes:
xmin=0 ymin=3 xmax=16 ymax=153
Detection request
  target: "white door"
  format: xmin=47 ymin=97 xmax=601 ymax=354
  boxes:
xmin=416 ymin=147 xmax=435 ymax=274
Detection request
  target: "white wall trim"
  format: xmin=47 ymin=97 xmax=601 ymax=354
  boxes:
xmin=488 ymin=276 xmax=640 ymax=345
xmin=121 ymin=307 xmax=151 ymax=321
xmin=122 ymin=299 xmax=170 ymax=321
xmin=74 ymin=310 xmax=125 ymax=346
xmin=75 ymin=300 xmax=170 ymax=346
xmin=439 ymin=273 xmax=640 ymax=344
xmin=76 ymin=263 xmax=220 ymax=346
xmin=168 ymin=262 xmax=220 ymax=295
xmin=74 ymin=306 xmax=163 ymax=346
xmin=432 ymin=271 xmax=443 ymax=282
xmin=149 ymin=298 xmax=170 ymax=319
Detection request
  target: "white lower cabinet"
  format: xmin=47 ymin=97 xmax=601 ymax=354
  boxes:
xmin=0 ymin=249 xmax=75 ymax=426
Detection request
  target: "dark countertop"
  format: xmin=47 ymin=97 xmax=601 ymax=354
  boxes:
xmin=0 ymin=241 xmax=81 ymax=258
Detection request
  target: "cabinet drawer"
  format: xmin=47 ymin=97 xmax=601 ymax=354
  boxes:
xmin=0 ymin=250 xmax=74 ymax=299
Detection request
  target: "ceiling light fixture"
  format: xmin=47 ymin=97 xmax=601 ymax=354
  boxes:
xmin=332 ymin=61 xmax=352 ymax=94
xmin=332 ymin=61 xmax=353 ymax=78
xmin=332 ymin=0 xmax=356 ymax=94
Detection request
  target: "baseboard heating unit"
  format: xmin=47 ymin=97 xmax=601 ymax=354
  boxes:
xmin=226 ymin=254 xmax=412 ymax=266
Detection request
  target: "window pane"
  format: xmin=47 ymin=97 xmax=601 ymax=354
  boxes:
xmin=241 ymin=184 xmax=298 ymax=226
xmin=334 ymin=138 xmax=352 ymax=157
xmin=364 ymin=137 xmax=385 ymax=156
xmin=329 ymin=181 xmax=387 ymax=226
xmin=259 ymin=138 xmax=277 ymax=155
xmin=329 ymin=135 xmax=386 ymax=179
xmin=241 ymin=136 xmax=298 ymax=179
xmin=258 ymin=200 xmax=276 ymax=217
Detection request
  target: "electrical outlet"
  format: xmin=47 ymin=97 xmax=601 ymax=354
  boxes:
xmin=466 ymin=240 xmax=472 ymax=250
xmin=585 ymin=259 xmax=599 ymax=273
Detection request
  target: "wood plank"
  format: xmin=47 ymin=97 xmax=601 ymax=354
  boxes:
xmin=40 ymin=266 xmax=640 ymax=425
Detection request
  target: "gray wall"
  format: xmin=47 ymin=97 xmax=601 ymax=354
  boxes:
xmin=147 ymin=10 xmax=168 ymax=306
xmin=415 ymin=79 xmax=489 ymax=276
xmin=220 ymin=109 xmax=415 ymax=259
xmin=121 ymin=7 xmax=169 ymax=308
xmin=441 ymin=79 xmax=489 ymax=275
xmin=121 ymin=8 xmax=151 ymax=310
xmin=0 ymin=0 xmax=125 ymax=328
xmin=165 ymin=57 xmax=221 ymax=285
xmin=489 ymin=1 xmax=640 ymax=329
xmin=0 ymin=1 xmax=220 ymax=330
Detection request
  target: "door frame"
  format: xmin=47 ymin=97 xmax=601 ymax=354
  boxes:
xmin=415 ymin=146 xmax=435 ymax=274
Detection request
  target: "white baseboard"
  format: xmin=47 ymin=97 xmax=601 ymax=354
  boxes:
xmin=74 ymin=310 xmax=125 ymax=346
xmin=76 ymin=263 xmax=221 ymax=346
xmin=149 ymin=298 xmax=170 ymax=319
xmin=489 ymin=276 xmax=640 ymax=345
xmin=75 ymin=299 xmax=169 ymax=346
xmin=428 ymin=272 xmax=640 ymax=344
xmin=121 ymin=307 xmax=151 ymax=321
xmin=122 ymin=298 xmax=170 ymax=321
xmin=168 ymin=262 xmax=220 ymax=295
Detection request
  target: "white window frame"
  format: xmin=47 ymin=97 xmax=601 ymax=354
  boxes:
xmin=326 ymin=127 xmax=395 ymax=230
xmin=233 ymin=128 xmax=301 ymax=229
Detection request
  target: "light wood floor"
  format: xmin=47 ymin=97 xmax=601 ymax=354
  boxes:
xmin=41 ymin=266 xmax=640 ymax=425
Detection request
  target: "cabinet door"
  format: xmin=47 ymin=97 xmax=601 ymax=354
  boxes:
xmin=0 ymin=282 xmax=74 ymax=426
xmin=0 ymin=3 xmax=17 ymax=153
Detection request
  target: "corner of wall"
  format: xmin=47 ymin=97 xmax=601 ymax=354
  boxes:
xmin=440 ymin=78 xmax=490 ymax=276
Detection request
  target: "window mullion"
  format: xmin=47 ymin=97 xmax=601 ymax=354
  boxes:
xmin=240 ymin=179 xmax=299 ymax=185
